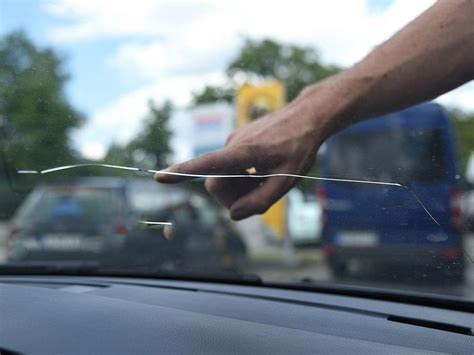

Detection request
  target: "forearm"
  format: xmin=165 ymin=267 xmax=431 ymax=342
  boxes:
xmin=299 ymin=0 xmax=474 ymax=137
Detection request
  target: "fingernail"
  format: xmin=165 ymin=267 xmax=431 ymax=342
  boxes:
xmin=162 ymin=224 xmax=174 ymax=240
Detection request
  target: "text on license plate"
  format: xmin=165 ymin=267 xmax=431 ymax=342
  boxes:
xmin=337 ymin=232 xmax=378 ymax=247
xmin=22 ymin=234 xmax=102 ymax=251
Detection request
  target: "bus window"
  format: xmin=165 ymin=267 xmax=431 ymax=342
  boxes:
xmin=328 ymin=129 xmax=446 ymax=183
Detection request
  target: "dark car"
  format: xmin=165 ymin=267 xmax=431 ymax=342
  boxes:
xmin=6 ymin=177 xmax=246 ymax=271
xmin=6 ymin=178 xmax=130 ymax=264
xmin=121 ymin=178 xmax=247 ymax=272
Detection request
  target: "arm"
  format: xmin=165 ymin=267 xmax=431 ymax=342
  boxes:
xmin=156 ymin=0 xmax=474 ymax=220
xmin=300 ymin=0 xmax=474 ymax=137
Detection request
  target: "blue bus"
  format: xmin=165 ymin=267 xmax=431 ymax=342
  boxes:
xmin=318 ymin=103 xmax=464 ymax=282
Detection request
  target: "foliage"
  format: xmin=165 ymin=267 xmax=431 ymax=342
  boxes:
xmin=103 ymin=143 xmax=135 ymax=167
xmin=0 ymin=31 xmax=82 ymax=171
xmin=192 ymin=38 xmax=341 ymax=105
xmin=0 ymin=31 xmax=83 ymax=219
xmin=191 ymin=85 xmax=233 ymax=105
xmin=449 ymin=108 xmax=474 ymax=176
xmin=105 ymin=100 xmax=173 ymax=170
xmin=227 ymin=38 xmax=341 ymax=101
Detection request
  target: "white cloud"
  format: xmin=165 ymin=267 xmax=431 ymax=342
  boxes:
xmin=437 ymin=82 xmax=474 ymax=111
xmin=81 ymin=142 xmax=107 ymax=160
xmin=46 ymin=0 xmax=473 ymax=160
xmin=46 ymin=0 xmax=436 ymax=67
xmin=108 ymin=34 xmax=238 ymax=81
xmin=72 ymin=71 xmax=227 ymax=160
xmin=44 ymin=0 xmax=441 ymax=80
xmin=44 ymin=0 xmax=214 ymax=42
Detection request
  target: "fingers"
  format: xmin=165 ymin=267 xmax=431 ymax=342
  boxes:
xmin=154 ymin=146 xmax=248 ymax=184
xmin=229 ymin=176 xmax=294 ymax=221
xmin=205 ymin=177 xmax=263 ymax=209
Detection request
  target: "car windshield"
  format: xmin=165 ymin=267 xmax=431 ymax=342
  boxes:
xmin=1 ymin=0 xmax=474 ymax=303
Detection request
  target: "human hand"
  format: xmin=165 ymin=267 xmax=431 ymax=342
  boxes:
xmin=155 ymin=89 xmax=331 ymax=220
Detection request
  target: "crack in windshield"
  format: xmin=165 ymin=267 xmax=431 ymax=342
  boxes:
xmin=16 ymin=162 xmax=474 ymax=263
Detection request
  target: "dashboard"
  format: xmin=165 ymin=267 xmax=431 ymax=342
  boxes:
xmin=1 ymin=275 xmax=473 ymax=354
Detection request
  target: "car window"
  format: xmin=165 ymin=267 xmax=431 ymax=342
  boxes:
xmin=16 ymin=186 xmax=124 ymax=223
xmin=328 ymin=129 xmax=446 ymax=183
xmin=127 ymin=181 xmax=187 ymax=214
xmin=1 ymin=1 xmax=473 ymax=304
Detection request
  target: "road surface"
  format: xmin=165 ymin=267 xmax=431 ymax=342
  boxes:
xmin=251 ymin=235 xmax=474 ymax=299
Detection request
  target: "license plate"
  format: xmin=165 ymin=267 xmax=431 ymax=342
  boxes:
xmin=338 ymin=232 xmax=378 ymax=247
xmin=24 ymin=234 xmax=102 ymax=251
xmin=41 ymin=234 xmax=85 ymax=250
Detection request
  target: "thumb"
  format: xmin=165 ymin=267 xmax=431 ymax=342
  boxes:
xmin=155 ymin=145 xmax=250 ymax=184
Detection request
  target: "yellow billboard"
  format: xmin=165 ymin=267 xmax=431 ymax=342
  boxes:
xmin=236 ymin=80 xmax=285 ymax=128
xmin=236 ymin=80 xmax=286 ymax=239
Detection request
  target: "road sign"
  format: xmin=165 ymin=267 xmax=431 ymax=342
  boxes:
xmin=190 ymin=102 xmax=234 ymax=157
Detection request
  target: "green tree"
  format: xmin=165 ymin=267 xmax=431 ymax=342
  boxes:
xmin=191 ymin=85 xmax=233 ymax=105
xmin=227 ymin=38 xmax=341 ymax=101
xmin=0 ymin=31 xmax=82 ymax=170
xmin=103 ymin=143 xmax=135 ymax=167
xmin=125 ymin=100 xmax=173 ymax=169
xmin=449 ymin=108 xmax=474 ymax=176
xmin=192 ymin=38 xmax=341 ymax=105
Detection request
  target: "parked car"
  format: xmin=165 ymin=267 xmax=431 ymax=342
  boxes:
xmin=319 ymin=103 xmax=464 ymax=281
xmin=122 ymin=178 xmax=247 ymax=272
xmin=6 ymin=177 xmax=246 ymax=272
xmin=6 ymin=177 xmax=130 ymax=264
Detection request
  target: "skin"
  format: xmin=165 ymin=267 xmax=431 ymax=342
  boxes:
xmin=155 ymin=0 xmax=474 ymax=221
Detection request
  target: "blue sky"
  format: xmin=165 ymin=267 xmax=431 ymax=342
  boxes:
xmin=1 ymin=0 xmax=146 ymax=114
xmin=1 ymin=0 xmax=471 ymax=160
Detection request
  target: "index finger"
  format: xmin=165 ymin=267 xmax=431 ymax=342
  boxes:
xmin=154 ymin=146 xmax=249 ymax=184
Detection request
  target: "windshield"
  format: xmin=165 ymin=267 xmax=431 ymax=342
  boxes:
xmin=1 ymin=0 xmax=474 ymax=303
